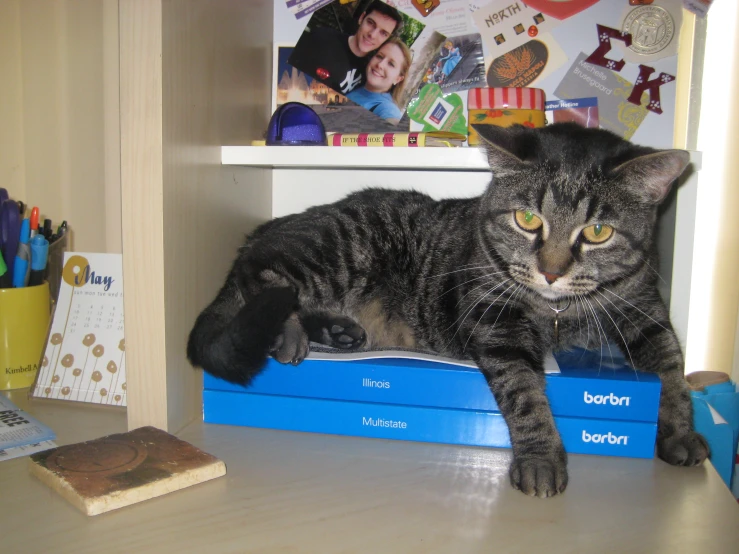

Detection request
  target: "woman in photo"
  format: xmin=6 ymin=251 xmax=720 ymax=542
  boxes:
xmin=347 ymin=37 xmax=412 ymax=125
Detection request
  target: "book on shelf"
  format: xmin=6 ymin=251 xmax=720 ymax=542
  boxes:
xmin=203 ymin=390 xmax=658 ymax=459
xmin=203 ymin=348 xmax=661 ymax=423
xmin=0 ymin=395 xmax=56 ymax=451
xmin=327 ymin=131 xmax=467 ymax=147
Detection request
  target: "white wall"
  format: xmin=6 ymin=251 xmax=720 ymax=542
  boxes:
xmin=686 ymin=1 xmax=739 ymax=375
xmin=0 ymin=0 xmax=121 ymax=253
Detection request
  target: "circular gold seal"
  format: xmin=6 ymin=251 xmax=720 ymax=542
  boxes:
xmin=623 ymin=5 xmax=675 ymax=56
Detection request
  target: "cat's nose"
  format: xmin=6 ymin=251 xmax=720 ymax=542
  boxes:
xmin=541 ymin=271 xmax=561 ymax=285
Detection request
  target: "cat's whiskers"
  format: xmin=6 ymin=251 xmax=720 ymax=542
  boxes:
xmin=443 ymin=279 xmax=511 ymax=341
xmin=481 ymin=283 xmax=523 ymax=345
xmin=451 ymin=276 xmax=505 ymax=309
xmin=511 ymin=282 xmax=527 ymax=307
xmin=578 ymin=295 xmax=594 ymax=351
xmin=574 ymin=294 xmax=588 ymax=344
xmin=463 ymin=282 xmax=520 ymax=351
xmin=592 ymin=294 xmax=636 ymax=373
xmin=432 ymin=271 xmax=507 ymax=302
xmin=582 ymin=296 xmax=610 ymax=374
xmin=595 ymin=290 xmax=658 ymax=352
xmin=601 ymin=288 xmax=670 ymax=332
xmin=427 ymin=264 xmax=500 ymax=280
xmin=641 ymin=257 xmax=669 ymax=287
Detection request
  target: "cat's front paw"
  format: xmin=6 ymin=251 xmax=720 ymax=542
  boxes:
xmin=509 ymin=456 xmax=568 ymax=498
xmin=270 ymin=316 xmax=309 ymax=365
xmin=657 ymin=431 xmax=709 ymax=467
xmin=325 ymin=319 xmax=366 ymax=350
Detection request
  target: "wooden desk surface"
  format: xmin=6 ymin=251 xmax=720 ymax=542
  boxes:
xmin=2 ymin=391 xmax=739 ymax=554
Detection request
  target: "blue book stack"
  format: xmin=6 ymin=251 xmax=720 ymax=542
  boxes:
xmin=203 ymin=348 xmax=661 ymax=459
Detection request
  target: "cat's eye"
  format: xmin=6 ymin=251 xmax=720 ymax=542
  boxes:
xmin=514 ymin=210 xmax=543 ymax=232
xmin=581 ymin=223 xmax=614 ymax=244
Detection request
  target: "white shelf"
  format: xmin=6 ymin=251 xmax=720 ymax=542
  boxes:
xmin=221 ymin=146 xmax=490 ymax=171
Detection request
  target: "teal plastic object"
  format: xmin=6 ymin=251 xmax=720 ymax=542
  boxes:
xmin=691 ymin=378 xmax=739 ymax=489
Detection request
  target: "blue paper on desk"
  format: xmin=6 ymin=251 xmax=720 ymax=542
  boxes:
xmin=691 ymin=380 xmax=739 ymax=490
xmin=0 ymin=395 xmax=56 ymax=451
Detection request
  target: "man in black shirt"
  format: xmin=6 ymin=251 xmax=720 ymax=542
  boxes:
xmin=289 ymin=1 xmax=403 ymax=95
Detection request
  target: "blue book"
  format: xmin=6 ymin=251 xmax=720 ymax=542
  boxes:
xmin=203 ymin=348 xmax=661 ymax=423
xmin=203 ymin=390 xmax=658 ymax=459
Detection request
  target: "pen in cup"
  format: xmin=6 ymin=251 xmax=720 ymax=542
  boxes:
xmin=29 ymin=234 xmax=49 ymax=287
xmin=30 ymin=206 xmax=39 ymax=238
xmin=0 ymin=250 xmax=11 ymax=288
xmin=12 ymin=218 xmax=31 ymax=288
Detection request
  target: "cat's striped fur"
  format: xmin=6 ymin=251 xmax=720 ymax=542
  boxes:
xmin=188 ymin=123 xmax=708 ymax=497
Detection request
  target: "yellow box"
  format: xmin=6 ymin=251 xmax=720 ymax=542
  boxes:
xmin=0 ymin=282 xmax=51 ymax=390
xmin=466 ymin=87 xmax=546 ymax=146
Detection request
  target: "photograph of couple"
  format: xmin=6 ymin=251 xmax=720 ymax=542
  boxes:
xmin=288 ymin=0 xmax=445 ymax=127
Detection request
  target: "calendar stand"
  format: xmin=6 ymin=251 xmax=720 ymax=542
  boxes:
xmin=32 ymin=253 xmax=126 ymax=406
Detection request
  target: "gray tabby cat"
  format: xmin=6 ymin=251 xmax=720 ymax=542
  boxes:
xmin=188 ymin=123 xmax=708 ymax=497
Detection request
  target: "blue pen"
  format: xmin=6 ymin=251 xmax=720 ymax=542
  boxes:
xmin=12 ymin=218 xmax=31 ymax=288
xmin=29 ymin=234 xmax=49 ymax=287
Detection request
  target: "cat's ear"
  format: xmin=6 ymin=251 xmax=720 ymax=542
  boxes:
xmin=471 ymin=124 xmax=527 ymax=176
xmin=613 ymin=150 xmax=690 ymax=204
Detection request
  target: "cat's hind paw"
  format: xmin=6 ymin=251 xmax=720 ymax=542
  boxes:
xmin=657 ymin=431 xmax=709 ymax=467
xmin=509 ymin=456 xmax=568 ymax=498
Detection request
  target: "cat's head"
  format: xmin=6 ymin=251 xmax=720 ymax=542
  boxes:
xmin=473 ymin=123 xmax=689 ymax=302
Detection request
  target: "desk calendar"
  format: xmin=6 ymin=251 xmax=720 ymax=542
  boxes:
xmin=33 ymin=253 xmax=126 ymax=406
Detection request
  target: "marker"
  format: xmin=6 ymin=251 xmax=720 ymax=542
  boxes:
xmin=29 ymin=234 xmax=49 ymax=286
xmin=43 ymin=219 xmax=52 ymax=240
xmin=12 ymin=218 xmax=31 ymax=288
xmin=30 ymin=206 xmax=39 ymax=238
xmin=1 ymin=205 xmax=21 ymax=280
xmin=0 ymin=250 xmax=11 ymax=288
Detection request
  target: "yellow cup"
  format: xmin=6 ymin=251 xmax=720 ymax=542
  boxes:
xmin=0 ymin=282 xmax=51 ymax=390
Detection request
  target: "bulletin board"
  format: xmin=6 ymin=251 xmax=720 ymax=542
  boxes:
xmin=274 ymin=0 xmax=691 ymax=150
